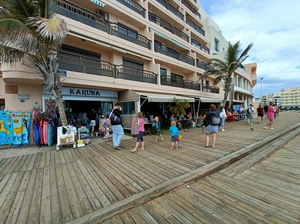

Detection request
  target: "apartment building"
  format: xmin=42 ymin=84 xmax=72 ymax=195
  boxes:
xmin=1 ymin=0 xmax=236 ymax=128
xmin=280 ymin=87 xmax=300 ymax=110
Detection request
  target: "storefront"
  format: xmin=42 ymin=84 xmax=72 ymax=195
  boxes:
xmin=42 ymin=86 xmax=118 ymax=126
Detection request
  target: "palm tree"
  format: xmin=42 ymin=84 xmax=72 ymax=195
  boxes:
xmin=0 ymin=0 xmax=68 ymax=125
xmin=201 ymin=41 xmax=253 ymax=110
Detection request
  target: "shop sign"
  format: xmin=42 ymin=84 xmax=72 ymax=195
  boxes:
xmin=69 ymin=88 xmax=102 ymax=96
xmin=18 ymin=94 xmax=30 ymax=100
xmin=90 ymin=0 xmax=106 ymax=7
xmin=5 ymin=85 xmax=18 ymax=94
xmin=58 ymin=69 xmax=67 ymax=76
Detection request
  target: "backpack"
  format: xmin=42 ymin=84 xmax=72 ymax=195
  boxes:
xmin=246 ymin=107 xmax=252 ymax=114
xmin=209 ymin=110 xmax=221 ymax=126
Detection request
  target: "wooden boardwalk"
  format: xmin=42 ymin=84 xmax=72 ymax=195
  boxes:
xmin=0 ymin=112 xmax=299 ymax=223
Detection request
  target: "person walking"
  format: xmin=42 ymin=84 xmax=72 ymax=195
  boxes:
xmin=169 ymin=121 xmax=179 ymax=150
xmin=264 ymin=101 xmax=276 ymax=130
xmin=153 ymin=116 xmax=163 ymax=141
xmin=246 ymin=104 xmax=254 ymax=125
xmin=204 ymin=104 xmax=220 ymax=148
xmin=219 ymin=106 xmax=227 ymax=131
xmin=111 ymin=102 xmax=124 ymax=150
xmin=264 ymin=104 xmax=269 ymax=118
xmin=257 ymin=103 xmax=264 ymax=123
xmin=88 ymin=108 xmax=97 ymax=136
xmin=132 ymin=112 xmax=145 ymax=152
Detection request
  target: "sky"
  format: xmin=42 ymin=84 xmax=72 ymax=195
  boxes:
xmin=199 ymin=0 xmax=300 ymax=98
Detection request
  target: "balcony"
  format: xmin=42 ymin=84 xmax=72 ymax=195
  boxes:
xmin=57 ymin=51 xmax=158 ymax=84
xmin=202 ymin=84 xmax=220 ymax=94
xmin=186 ymin=18 xmax=205 ymax=37
xmin=161 ymin=76 xmax=200 ymax=90
xmin=110 ymin=23 xmax=151 ymax=49
xmin=181 ymin=0 xmax=201 ymax=19
xmin=196 ymin=59 xmax=208 ymax=70
xmin=116 ymin=65 xmax=157 ymax=84
xmin=155 ymin=41 xmax=195 ymax=66
xmin=54 ymin=0 xmax=151 ymax=50
xmin=149 ymin=12 xmax=189 ymax=42
xmin=192 ymin=39 xmax=210 ymax=54
xmin=55 ymin=0 xmax=108 ymax=32
xmin=156 ymin=0 xmax=184 ymax=20
xmin=116 ymin=0 xmax=145 ymax=17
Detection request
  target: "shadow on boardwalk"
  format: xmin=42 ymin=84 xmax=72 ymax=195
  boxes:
xmin=0 ymin=112 xmax=299 ymax=223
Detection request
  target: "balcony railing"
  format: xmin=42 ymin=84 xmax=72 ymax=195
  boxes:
xmin=161 ymin=76 xmax=200 ymax=90
xmin=57 ymin=51 xmax=158 ymax=84
xmin=192 ymin=39 xmax=210 ymax=54
xmin=202 ymin=84 xmax=220 ymax=94
xmin=181 ymin=0 xmax=201 ymax=19
xmin=55 ymin=0 xmax=108 ymax=32
xmin=186 ymin=18 xmax=205 ymax=37
xmin=54 ymin=0 xmax=151 ymax=49
xmin=110 ymin=23 xmax=151 ymax=49
xmin=117 ymin=65 xmax=157 ymax=84
xmin=116 ymin=0 xmax=145 ymax=17
xmin=156 ymin=0 xmax=184 ymax=20
xmin=196 ymin=59 xmax=207 ymax=70
xmin=155 ymin=41 xmax=195 ymax=66
xmin=149 ymin=12 xmax=189 ymax=42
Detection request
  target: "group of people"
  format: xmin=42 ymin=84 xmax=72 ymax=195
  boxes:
xmin=107 ymin=101 xmax=279 ymax=152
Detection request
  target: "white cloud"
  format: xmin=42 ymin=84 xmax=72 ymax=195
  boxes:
xmin=203 ymin=0 xmax=300 ymax=96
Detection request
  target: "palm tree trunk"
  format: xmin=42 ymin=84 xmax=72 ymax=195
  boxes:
xmin=228 ymin=77 xmax=235 ymax=111
xmin=56 ymin=98 xmax=68 ymax=126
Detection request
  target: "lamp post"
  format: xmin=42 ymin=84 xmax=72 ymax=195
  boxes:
xmin=260 ymin=77 xmax=263 ymax=104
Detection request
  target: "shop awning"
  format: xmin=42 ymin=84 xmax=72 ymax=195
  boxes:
xmin=137 ymin=92 xmax=195 ymax=103
xmin=200 ymin=97 xmax=223 ymax=103
xmin=118 ymin=90 xmax=195 ymax=103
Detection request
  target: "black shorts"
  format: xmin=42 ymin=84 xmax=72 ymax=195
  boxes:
xmin=136 ymin=131 xmax=144 ymax=142
xmin=155 ymin=130 xmax=161 ymax=136
xmin=258 ymin=114 xmax=264 ymax=117
xmin=171 ymin=135 xmax=178 ymax=142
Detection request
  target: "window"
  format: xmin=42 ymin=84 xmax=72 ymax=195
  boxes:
xmin=160 ymin=68 xmax=167 ymax=79
xmin=118 ymin=24 xmax=138 ymax=39
xmin=123 ymin=57 xmax=143 ymax=70
xmin=214 ymin=38 xmax=219 ymax=52
xmin=121 ymin=102 xmax=135 ymax=115
xmin=171 ymin=73 xmax=183 ymax=83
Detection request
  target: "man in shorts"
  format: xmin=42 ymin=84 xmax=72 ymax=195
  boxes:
xmin=257 ymin=103 xmax=264 ymax=123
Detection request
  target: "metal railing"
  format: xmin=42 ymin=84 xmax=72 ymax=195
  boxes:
xmin=161 ymin=75 xmax=200 ymax=90
xmin=54 ymin=0 xmax=151 ymax=49
xmin=149 ymin=12 xmax=189 ymax=42
xmin=186 ymin=18 xmax=205 ymax=37
xmin=116 ymin=0 xmax=145 ymax=17
xmin=110 ymin=23 xmax=151 ymax=49
xmin=202 ymin=84 xmax=220 ymax=94
xmin=181 ymin=0 xmax=201 ymax=19
xmin=156 ymin=0 xmax=184 ymax=20
xmin=57 ymin=51 xmax=158 ymax=84
xmin=155 ymin=41 xmax=194 ymax=65
xmin=196 ymin=59 xmax=208 ymax=70
xmin=192 ymin=39 xmax=210 ymax=54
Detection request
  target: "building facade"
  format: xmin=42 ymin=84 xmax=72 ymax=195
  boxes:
xmin=0 ymin=0 xmax=254 ymax=128
xmin=280 ymin=87 xmax=300 ymax=110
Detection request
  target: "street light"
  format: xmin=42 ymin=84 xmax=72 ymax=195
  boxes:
xmin=260 ymin=77 xmax=264 ymax=104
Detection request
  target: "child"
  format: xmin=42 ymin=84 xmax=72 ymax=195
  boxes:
xmin=169 ymin=120 xmax=179 ymax=150
xmin=153 ymin=116 xmax=163 ymax=141
xmin=132 ymin=112 xmax=145 ymax=152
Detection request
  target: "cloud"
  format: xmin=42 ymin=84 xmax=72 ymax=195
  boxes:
xmin=201 ymin=0 xmax=300 ymax=96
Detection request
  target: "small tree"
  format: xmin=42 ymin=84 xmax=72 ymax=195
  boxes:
xmin=200 ymin=41 xmax=253 ymax=110
xmin=169 ymin=98 xmax=190 ymax=115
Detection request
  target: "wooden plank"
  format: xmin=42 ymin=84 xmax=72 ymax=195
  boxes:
xmin=76 ymin=159 xmax=111 ymax=207
xmin=14 ymin=155 xmax=28 ymax=172
xmin=55 ymin=164 xmax=74 ymax=223
xmin=33 ymin=153 xmax=42 ymax=169
xmin=20 ymin=154 xmax=33 ymax=171
xmin=66 ymin=161 xmax=93 ymax=214
xmin=16 ymin=169 xmax=37 ymax=224
xmin=2 ymin=157 xmax=19 ymax=175
xmin=0 ymin=173 xmax=18 ymax=210
xmin=90 ymin=150 xmax=144 ymax=193
xmin=147 ymin=199 xmax=181 ymax=223
xmin=72 ymin=160 xmax=104 ymax=210
xmin=80 ymin=159 xmax=118 ymax=204
xmin=0 ymin=157 xmax=13 ymax=174
xmin=126 ymin=208 xmax=148 ymax=224
xmin=49 ymin=160 xmax=62 ymax=224
xmin=92 ymin=148 xmax=151 ymax=190
xmin=0 ymin=172 xmax=24 ymax=224
xmin=27 ymin=168 xmax=43 ymax=223
xmin=5 ymin=170 xmax=31 ymax=224
xmin=39 ymin=152 xmax=46 ymax=168
xmin=118 ymin=212 xmax=135 ymax=224
xmin=27 ymin=153 xmax=37 ymax=171
xmin=89 ymin=157 xmax=133 ymax=198
xmin=61 ymin=162 xmax=84 ymax=219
